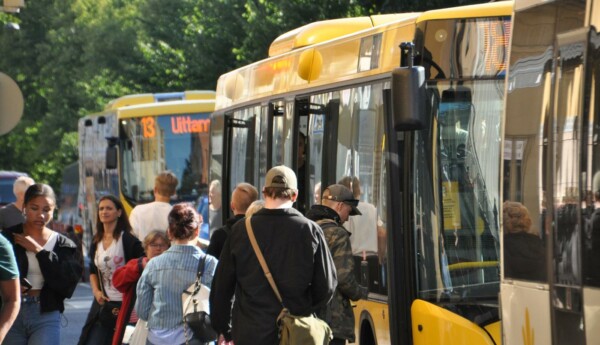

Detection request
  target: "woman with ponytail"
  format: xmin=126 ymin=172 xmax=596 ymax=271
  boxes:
xmin=135 ymin=203 xmax=218 ymax=345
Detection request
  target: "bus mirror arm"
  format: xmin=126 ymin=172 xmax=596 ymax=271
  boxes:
xmin=391 ymin=42 xmax=426 ymax=131
xmin=106 ymin=137 xmax=118 ymax=170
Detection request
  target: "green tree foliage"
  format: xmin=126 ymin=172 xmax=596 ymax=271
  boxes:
xmin=0 ymin=0 xmax=484 ymax=194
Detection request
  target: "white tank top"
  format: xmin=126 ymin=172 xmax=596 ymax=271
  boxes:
xmin=26 ymin=231 xmax=59 ymax=290
xmin=95 ymin=235 xmax=125 ymax=301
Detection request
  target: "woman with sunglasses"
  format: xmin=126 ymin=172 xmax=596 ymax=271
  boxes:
xmin=78 ymin=195 xmax=144 ymax=345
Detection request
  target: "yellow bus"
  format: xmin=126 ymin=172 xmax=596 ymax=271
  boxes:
xmin=501 ymin=0 xmax=600 ymax=343
xmin=78 ymin=91 xmax=215 ymax=254
xmin=209 ymin=2 xmax=511 ymax=344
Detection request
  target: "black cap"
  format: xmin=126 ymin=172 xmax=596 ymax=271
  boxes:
xmin=322 ymin=184 xmax=361 ymax=216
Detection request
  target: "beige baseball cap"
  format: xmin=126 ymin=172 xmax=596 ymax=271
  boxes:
xmin=264 ymin=165 xmax=297 ymax=190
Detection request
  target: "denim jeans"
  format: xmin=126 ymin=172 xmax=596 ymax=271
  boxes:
xmin=3 ymin=300 xmax=60 ymax=345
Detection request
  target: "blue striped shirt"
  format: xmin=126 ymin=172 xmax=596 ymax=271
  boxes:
xmin=135 ymin=244 xmax=218 ymax=330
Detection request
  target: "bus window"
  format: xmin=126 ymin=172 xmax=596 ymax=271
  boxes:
xmin=305 ymin=93 xmax=336 ymax=211
xmin=224 ymin=106 xmax=261 ymax=219
xmin=208 ymin=113 xmax=225 ymax=239
xmin=334 ymin=82 xmax=388 ymax=295
xmin=415 ymin=77 xmax=503 ymax=305
xmin=271 ymin=100 xmax=294 ymax=168
xmin=118 ymin=113 xmax=211 ymax=204
xmin=227 ymin=107 xmax=260 ymax=194
xmin=258 ymin=106 xmax=269 ymax=191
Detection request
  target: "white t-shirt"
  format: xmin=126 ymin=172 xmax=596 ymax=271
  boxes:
xmin=344 ymin=201 xmax=382 ymax=255
xmin=95 ymin=235 xmax=126 ymax=302
xmin=26 ymin=231 xmax=58 ymax=289
xmin=129 ymin=201 xmax=172 ymax=240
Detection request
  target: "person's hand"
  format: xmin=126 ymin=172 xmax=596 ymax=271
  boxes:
xmin=93 ymin=289 xmax=109 ymax=305
xmin=218 ymin=334 xmax=234 ymax=345
xmin=13 ymin=234 xmax=43 ymax=253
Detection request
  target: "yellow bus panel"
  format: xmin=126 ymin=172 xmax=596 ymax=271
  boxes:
xmin=411 ymin=300 xmax=497 ymax=345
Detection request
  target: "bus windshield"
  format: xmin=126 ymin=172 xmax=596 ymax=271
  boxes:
xmin=413 ymin=79 xmax=503 ymax=307
xmin=119 ymin=113 xmax=211 ymax=205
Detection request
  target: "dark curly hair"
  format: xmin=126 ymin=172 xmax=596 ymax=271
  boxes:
xmin=168 ymin=203 xmax=201 ymax=240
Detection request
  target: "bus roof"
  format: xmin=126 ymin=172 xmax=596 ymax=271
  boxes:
xmin=215 ymin=14 xmax=419 ymax=110
xmin=215 ymin=1 xmax=512 ymax=111
xmin=268 ymin=14 xmax=418 ymax=57
xmin=105 ymin=90 xmax=215 ymax=110
xmin=416 ymin=0 xmax=513 ymax=23
xmin=116 ymin=99 xmax=216 ymax=119
xmin=80 ymin=98 xmax=216 ymax=124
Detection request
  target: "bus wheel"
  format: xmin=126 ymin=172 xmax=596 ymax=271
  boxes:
xmin=359 ymin=321 xmax=376 ymax=345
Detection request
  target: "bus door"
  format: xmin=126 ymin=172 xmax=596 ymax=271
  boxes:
xmin=294 ymin=96 xmax=339 ymax=214
xmin=303 ymin=84 xmax=391 ymax=344
xmin=501 ymin=2 xmax=557 ymax=343
xmin=550 ymin=27 xmax=589 ymax=345
xmin=270 ymin=100 xmax=294 ymax=169
xmin=221 ymin=105 xmax=262 ymax=221
xmin=582 ymin=26 xmax=600 ymax=345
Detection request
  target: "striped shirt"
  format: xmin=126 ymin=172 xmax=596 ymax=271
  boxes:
xmin=135 ymin=244 xmax=217 ymax=330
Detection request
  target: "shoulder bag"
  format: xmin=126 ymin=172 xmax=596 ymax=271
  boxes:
xmin=182 ymin=255 xmax=218 ymax=343
xmin=245 ymin=216 xmax=333 ymax=345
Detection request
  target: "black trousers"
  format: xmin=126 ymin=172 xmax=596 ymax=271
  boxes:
xmin=330 ymin=338 xmax=347 ymax=345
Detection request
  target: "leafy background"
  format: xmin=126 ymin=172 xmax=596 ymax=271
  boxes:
xmin=0 ymin=0 xmax=479 ymax=192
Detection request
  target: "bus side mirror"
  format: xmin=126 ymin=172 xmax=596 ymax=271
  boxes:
xmin=106 ymin=146 xmax=117 ymax=169
xmin=391 ymin=66 xmax=426 ymax=131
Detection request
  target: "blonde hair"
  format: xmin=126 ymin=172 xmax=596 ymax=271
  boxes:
xmin=246 ymin=200 xmax=265 ymax=217
xmin=232 ymin=183 xmax=258 ymax=213
xmin=155 ymin=171 xmax=178 ymax=197
xmin=14 ymin=176 xmax=35 ymax=196
xmin=503 ymin=201 xmax=533 ymax=234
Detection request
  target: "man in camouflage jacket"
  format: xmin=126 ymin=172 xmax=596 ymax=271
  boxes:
xmin=306 ymin=184 xmax=368 ymax=344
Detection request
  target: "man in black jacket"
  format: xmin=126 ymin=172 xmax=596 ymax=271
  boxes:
xmin=210 ymin=165 xmax=337 ymax=345
xmin=206 ymin=182 xmax=258 ymax=259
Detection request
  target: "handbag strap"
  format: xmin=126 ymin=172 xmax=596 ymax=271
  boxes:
xmin=183 ymin=254 xmax=207 ymax=345
xmin=245 ymin=216 xmax=284 ymax=306
xmin=194 ymin=254 xmax=207 ymax=291
xmin=182 ymin=254 xmax=207 ymax=313
xmin=95 ymin=249 xmax=108 ymax=298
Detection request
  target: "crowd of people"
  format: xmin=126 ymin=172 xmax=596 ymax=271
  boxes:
xmin=0 ymin=166 xmax=379 ymax=345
